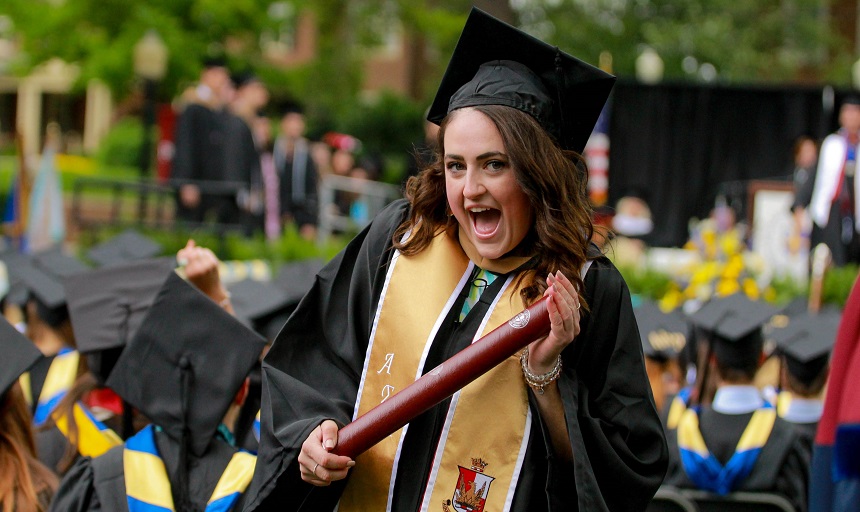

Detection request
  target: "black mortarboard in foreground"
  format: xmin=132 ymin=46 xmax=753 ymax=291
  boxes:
xmin=0 ymin=316 xmax=42 ymax=396
xmin=634 ymin=301 xmax=688 ymax=360
xmin=64 ymin=257 xmax=177 ymax=383
xmin=427 ymin=8 xmax=615 ymax=154
xmin=688 ymin=294 xmax=780 ymax=368
xmin=772 ymin=306 xmax=841 ymax=385
xmin=106 ymin=272 xmax=266 ymax=457
xmin=87 ymin=230 xmax=163 ymax=268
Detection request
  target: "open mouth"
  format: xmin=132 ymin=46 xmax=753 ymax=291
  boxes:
xmin=470 ymin=207 xmax=501 ymax=238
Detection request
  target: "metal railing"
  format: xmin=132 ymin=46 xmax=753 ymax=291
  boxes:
xmin=316 ymin=175 xmax=403 ymax=243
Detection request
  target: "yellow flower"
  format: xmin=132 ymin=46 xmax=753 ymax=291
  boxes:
xmin=716 ymin=278 xmax=740 ymax=297
xmin=723 ymin=255 xmax=744 ymax=280
xmin=743 ymin=278 xmax=760 ymax=299
xmin=660 ymin=287 xmax=684 ymax=312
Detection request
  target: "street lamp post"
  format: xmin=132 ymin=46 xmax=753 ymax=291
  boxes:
xmin=133 ymin=31 xmax=168 ymax=223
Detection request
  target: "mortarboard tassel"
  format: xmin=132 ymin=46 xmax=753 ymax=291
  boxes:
xmin=176 ymin=356 xmax=200 ymax=512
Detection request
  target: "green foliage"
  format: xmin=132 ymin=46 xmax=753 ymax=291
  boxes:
xmin=822 ymin=265 xmax=859 ymax=307
xmin=768 ymin=273 xmax=809 ymax=307
xmin=616 ymin=263 xmax=675 ymax=301
xmin=77 ymin=221 xmax=347 ymax=266
xmin=515 ymin=0 xmax=847 ymax=85
xmin=94 ymin=118 xmax=146 ymax=169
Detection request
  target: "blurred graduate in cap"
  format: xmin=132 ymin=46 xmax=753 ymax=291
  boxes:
xmin=15 ymin=253 xmax=89 ymax=428
xmin=50 ymin=261 xmax=267 ymax=512
xmin=771 ymin=307 xmax=841 ymax=457
xmin=633 ymin=300 xmax=688 ymax=419
xmin=34 ymin=256 xmax=176 ymax=476
xmin=664 ymin=294 xmax=808 ymax=511
xmin=246 ymin=8 xmax=666 ymax=511
xmin=0 ymin=315 xmax=59 ymax=510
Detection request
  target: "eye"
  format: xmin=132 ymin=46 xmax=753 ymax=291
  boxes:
xmin=446 ymin=161 xmax=465 ymax=172
xmin=486 ymin=160 xmax=507 ymax=171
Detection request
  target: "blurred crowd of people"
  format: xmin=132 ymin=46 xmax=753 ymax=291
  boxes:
xmin=169 ymin=57 xmax=398 ymax=242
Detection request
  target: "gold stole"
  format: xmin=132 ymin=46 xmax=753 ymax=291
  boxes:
xmin=338 ymin=230 xmax=530 ymax=512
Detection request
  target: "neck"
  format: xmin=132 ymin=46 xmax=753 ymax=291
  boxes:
xmin=456 ymin=225 xmax=533 ymax=275
xmin=32 ymin=327 xmax=66 ymax=356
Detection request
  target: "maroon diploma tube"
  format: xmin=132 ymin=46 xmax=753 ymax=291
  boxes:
xmin=334 ymin=298 xmax=551 ymax=459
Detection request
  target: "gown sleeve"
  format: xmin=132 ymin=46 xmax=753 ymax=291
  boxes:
xmin=559 ymin=257 xmax=669 ymax=511
xmin=243 ymin=200 xmax=410 ymax=511
xmin=48 ymin=456 xmax=103 ymax=512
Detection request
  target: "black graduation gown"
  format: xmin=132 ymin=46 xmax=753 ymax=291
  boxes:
xmin=222 ymin=112 xmax=262 ymax=229
xmin=244 ymin=199 xmax=668 ymax=511
xmin=49 ymin=429 xmax=246 ymax=512
xmin=171 ymin=101 xmax=229 ymax=223
xmin=664 ymin=407 xmax=809 ymax=512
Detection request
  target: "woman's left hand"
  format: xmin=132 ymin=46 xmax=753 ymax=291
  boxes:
xmin=527 ymin=271 xmax=581 ymax=374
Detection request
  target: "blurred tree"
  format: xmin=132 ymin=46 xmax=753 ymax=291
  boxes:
xmin=514 ymin=0 xmax=850 ymax=85
xmin=0 ymin=0 xmax=292 ymax=101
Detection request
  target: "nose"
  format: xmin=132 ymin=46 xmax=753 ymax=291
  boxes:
xmin=463 ymin=168 xmax=485 ymax=199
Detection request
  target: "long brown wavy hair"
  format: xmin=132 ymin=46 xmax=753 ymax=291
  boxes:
xmin=394 ymin=104 xmax=594 ymax=306
xmin=0 ymin=384 xmax=59 ymax=512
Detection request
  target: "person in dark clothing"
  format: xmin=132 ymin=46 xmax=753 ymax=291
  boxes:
xmin=224 ymin=71 xmax=270 ymax=234
xmin=273 ymin=104 xmax=319 ymax=240
xmin=771 ymin=306 xmax=840 ymax=461
xmin=0 ymin=316 xmax=59 ymax=511
xmin=244 ymin=8 xmax=667 ymax=512
xmin=664 ymin=294 xmax=809 ymax=512
xmin=171 ymin=57 xmax=232 ymax=224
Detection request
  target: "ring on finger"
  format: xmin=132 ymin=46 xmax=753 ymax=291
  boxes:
xmin=313 ymin=463 xmax=320 ymax=476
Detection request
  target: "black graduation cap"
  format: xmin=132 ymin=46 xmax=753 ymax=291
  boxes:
xmin=227 ymin=279 xmax=294 ymax=337
xmin=16 ymin=264 xmax=70 ymax=328
xmin=0 ymin=251 xmax=34 ymax=306
xmin=0 ymin=316 xmax=43 ymax=396
xmin=32 ymin=249 xmax=90 ymax=278
xmin=86 ymin=230 xmax=163 ymax=268
xmin=634 ymin=301 xmax=688 ymax=360
xmin=772 ymin=306 xmax=841 ymax=385
xmin=272 ymin=258 xmax=324 ymax=305
xmin=231 ymin=70 xmax=259 ymax=89
xmin=63 ymin=257 xmax=177 ymax=382
xmin=688 ymin=294 xmax=780 ymax=368
xmin=202 ymin=54 xmax=227 ymax=69
xmin=427 ymin=7 xmax=615 ymax=154
xmin=105 ymin=272 xmax=267 ymax=457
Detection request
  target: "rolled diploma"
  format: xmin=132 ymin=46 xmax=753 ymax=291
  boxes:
xmin=334 ymin=298 xmax=550 ymax=458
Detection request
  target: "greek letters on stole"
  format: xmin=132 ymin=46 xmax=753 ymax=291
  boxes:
xmin=123 ymin=425 xmax=256 ymax=512
xmin=677 ymin=404 xmax=776 ymax=495
xmin=337 ymin=230 xmax=531 ymax=512
xmin=19 ymin=347 xmax=80 ymax=426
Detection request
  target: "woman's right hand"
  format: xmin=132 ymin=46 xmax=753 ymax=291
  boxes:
xmin=298 ymin=420 xmax=356 ymax=486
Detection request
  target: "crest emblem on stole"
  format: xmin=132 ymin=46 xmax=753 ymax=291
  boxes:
xmin=442 ymin=458 xmax=495 ymax=512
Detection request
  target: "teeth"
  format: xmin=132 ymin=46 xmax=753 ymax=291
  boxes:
xmin=469 ymin=207 xmax=490 ymax=213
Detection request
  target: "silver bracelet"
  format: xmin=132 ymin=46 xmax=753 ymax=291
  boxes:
xmin=520 ymin=348 xmax=562 ymax=395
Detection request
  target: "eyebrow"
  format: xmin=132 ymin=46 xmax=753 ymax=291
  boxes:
xmin=444 ymin=151 xmax=507 ymax=161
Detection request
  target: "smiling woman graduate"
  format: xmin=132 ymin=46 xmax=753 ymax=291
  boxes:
xmin=245 ymin=8 xmax=667 ymax=512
